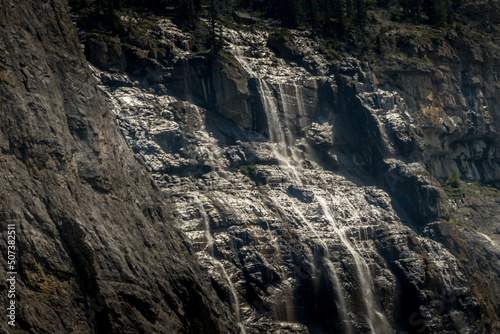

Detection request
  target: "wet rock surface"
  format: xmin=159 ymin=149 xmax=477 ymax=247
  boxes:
xmin=2 ymin=1 xmax=500 ymax=333
xmin=87 ymin=18 xmax=500 ymax=333
xmin=372 ymin=29 xmax=500 ymax=187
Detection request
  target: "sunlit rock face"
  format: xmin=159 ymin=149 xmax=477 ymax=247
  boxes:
xmin=89 ymin=15 xmax=500 ymax=334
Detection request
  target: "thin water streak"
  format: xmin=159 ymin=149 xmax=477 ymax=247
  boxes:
xmin=317 ymin=196 xmax=391 ymax=334
xmin=195 ymin=195 xmax=246 ymax=334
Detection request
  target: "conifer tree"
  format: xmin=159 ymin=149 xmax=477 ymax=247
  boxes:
xmin=177 ymin=0 xmax=195 ymax=19
xmin=335 ymin=0 xmax=346 ymax=34
xmin=345 ymin=0 xmax=354 ymax=22
xmin=424 ymin=0 xmax=450 ymax=25
xmin=208 ymin=0 xmax=224 ymax=53
xmin=306 ymin=0 xmax=320 ymax=33
xmin=282 ymin=0 xmax=304 ymax=28
xmin=354 ymin=0 xmax=367 ymax=26
xmin=400 ymin=0 xmax=422 ymax=21
xmin=412 ymin=0 xmax=422 ymax=22
xmin=95 ymin=0 xmax=122 ymax=31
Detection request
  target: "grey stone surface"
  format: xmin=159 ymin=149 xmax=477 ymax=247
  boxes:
xmin=87 ymin=18 xmax=500 ymax=333
xmin=2 ymin=1 xmax=500 ymax=333
xmin=0 ymin=1 xmax=236 ymax=333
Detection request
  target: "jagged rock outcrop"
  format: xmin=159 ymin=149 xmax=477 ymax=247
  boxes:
xmin=0 ymin=1 xmax=235 ymax=333
xmin=84 ymin=14 xmax=500 ymax=333
xmin=371 ymin=10 xmax=500 ymax=187
xmin=3 ymin=0 xmax=499 ymax=333
xmin=384 ymin=159 xmax=449 ymax=225
xmin=171 ymin=55 xmax=252 ymax=129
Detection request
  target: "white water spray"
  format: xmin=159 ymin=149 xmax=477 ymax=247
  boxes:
xmin=317 ymin=196 xmax=391 ymax=334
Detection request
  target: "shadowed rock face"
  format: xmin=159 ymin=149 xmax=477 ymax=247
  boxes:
xmin=4 ymin=1 xmax=500 ymax=334
xmin=84 ymin=16 xmax=500 ymax=334
xmin=0 ymin=1 xmax=236 ymax=333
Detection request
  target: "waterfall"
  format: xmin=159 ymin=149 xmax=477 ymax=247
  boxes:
xmin=217 ymin=261 xmax=247 ymax=334
xmin=256 ymin=79 xmax=303 ymax=185
xmin=317 ymin=196 xmax=392 ymax=334
xmin=233 ymin=43 xmax=391 ymax=333
xmin=259 ymin=79 xmax=286 ymax=144
xmin=293 ymin=83 xmax=307 ymax=130
xmin=195 ymin=195 xmax=246 ymax=334
xmin=278 ymin=82 xmax=304 ymax=169
xmin=196 ymin=197 xmax=214 ymax=256
xmin=274 ymin=278 xmax=296 ymax=322
xmin=324 ymin=258 xmax=354 ymax=334
xmin=233 ymin=47 xmax=303 ymax=184
xmin=293 ymin=205 xmax=354 ymax=334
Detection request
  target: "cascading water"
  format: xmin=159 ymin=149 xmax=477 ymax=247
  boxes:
xmin=234 ymin=44 xmax=391 ymax=332
xmin=323 ymin=258 xmax=354 ymax=334
xmin=90 ymin=21 xmax=496 ymax=334
xmin=218 ymin=262 xmax=246 ymax=334
xmin=195 ymin=194 xmax=247 ymax=334
xmin=278 ymin=82 xmax=305 ymax=170
xmin=257 ymin=78 xmax=303 ymax=184
xmin=293 ymin=83 xmax=307 ymax=130
xmin=318 ymin=196 xmax=392 ymax=333
xmin=292 ymin=205 xmax=354 ymax=334
xmin=196 ymin=196 xmax=214 ymax=256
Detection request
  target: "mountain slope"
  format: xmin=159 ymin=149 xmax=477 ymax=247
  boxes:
xmin=80 ymin=9 xmax=500 ymax=333
xmin=1 ymin=0 xmax=500 ymax=333
xmin=0 ymin=0 xmax=235 ymax=333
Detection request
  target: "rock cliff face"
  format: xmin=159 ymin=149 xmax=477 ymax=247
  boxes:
xmin=3 ymin=0 xmax=500 ymax=333
xmin=82 ymin=8 xmax=500 ymax=333
xmin=0 ymin=1 xmax=236 ymax=333
xmin=373 ymin=36 xmax=500 ymax=187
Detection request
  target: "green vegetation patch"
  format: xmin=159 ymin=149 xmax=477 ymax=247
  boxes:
xmin=442 ymin=172 xmax=468 ymax=199
xmin=471 ymin=182 xmax=500 ymax=198
xmin=414 ymin=166 xmax=435 ymax=178
xmin=442 ymin=174 xmax=500 ymax=199
xmin=237 ymin=164 xmax=258 ymax=180
xmin=447 ymin=217 xmax=476 ymax=231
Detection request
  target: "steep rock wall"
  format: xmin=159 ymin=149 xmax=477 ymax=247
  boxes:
xmin=84 ymin=19 xmax=500 ymax=333
xmin=0 ymin=1 xmax=235 ymax=333
xmin=372 ymin=22 xmax=500 ymax=186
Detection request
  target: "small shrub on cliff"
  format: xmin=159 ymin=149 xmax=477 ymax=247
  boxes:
xmin=415 ymin=166 xmax=434 ymax=178
xmin=238 ymin=164 xmax=258 ymax=180
xmin=484 ymin=187 xmax=500 ymax=197
xmin=448 ymin=217 xmax=477 ymax=231
xmin=442 ymin=172 xmax=468 ymax=199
